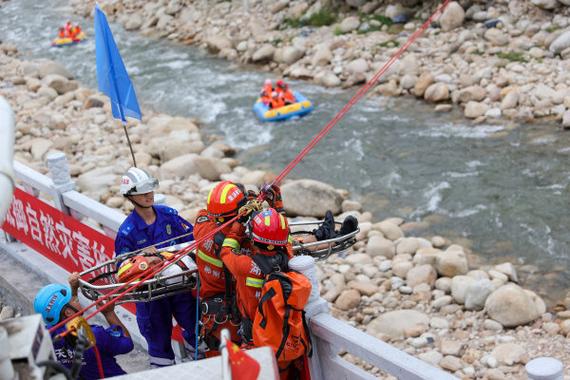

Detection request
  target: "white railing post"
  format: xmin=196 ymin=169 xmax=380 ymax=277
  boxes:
xmin=0 ymin=96 xmax=15 ymax=225
xmin=220 ymin=328 xmax=232 ymax=380
xmin=0 ymin=326 xmax=15 ymax=380
xmin=526 ymin=357 xmax=564 ymax=380
xmin=46 ymin=151 xmax=74 ymax=214
xmin=289 ymin=255 xmax=328 ymax=380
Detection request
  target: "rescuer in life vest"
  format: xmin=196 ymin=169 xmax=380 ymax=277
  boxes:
xmin=114 ymin=167 xmax=200 ymax=367
xmin=193 ymin=180 xmax=253 ymax=356
xmin=34 ymin=272 xmax=133 ymax=380
xmin=275 ymin=79 xmax=296 ymax=105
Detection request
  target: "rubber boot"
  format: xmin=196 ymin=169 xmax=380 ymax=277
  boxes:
xmin=339 ymin=215 xmax=358 ymax=236
xmin=313 ymin=210 xmax=336 ymax=241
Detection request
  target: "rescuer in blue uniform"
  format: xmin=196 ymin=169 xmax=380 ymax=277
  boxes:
xmin=114 ymin=167 xmax=198 ymax=367
xmin=34 ymin=273 xmax=133 ymax=379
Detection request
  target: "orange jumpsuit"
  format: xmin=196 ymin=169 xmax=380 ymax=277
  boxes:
xmin=193 ymin=210 xmax=240 ymax=355
xmin=277 ymin=87 xmax=296 ymax=104
xmin=220 ymin=224 xmax=300 ymax=379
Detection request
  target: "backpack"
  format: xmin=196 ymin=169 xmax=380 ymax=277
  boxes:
xmin=252 ymin=270 xmax=312 ymax=364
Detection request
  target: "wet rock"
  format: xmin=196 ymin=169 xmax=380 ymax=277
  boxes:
xmin=424 ymin=83 xmax=449 ymax=102
xmin=281 ymin=179 xmax=343 ymax=217
xmin=205 ymin=36 xmax=232 ymax=54
xmin=485 ymin=284 xmax=545 ymax=327
xmin=435 ymin=246 xmax=469 ymax=277
xmin=275 ymin=46 xmax=305 ymax=65
xmin=464 ymin=101 xmax=489 ymax=118
xmin=367 ymin=310 xmax=429 ymax=339
xmin=464 ymin=278 xmax=494 ymax=310
xmin=439 ymin=2 xmax=465 ymax=32
xmin=414 ymin=72 xmax=434 ymax=97
xmin=252 ymin=44 xmax=275 ymax=63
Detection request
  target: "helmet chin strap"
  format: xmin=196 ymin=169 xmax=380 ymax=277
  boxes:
xmin=126 ymin=195 xmax=153 ymax=209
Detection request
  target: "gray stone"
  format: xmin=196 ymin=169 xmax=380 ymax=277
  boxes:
xmin=424 ymin=83 xmax=450 ymax=102
xmin=335 ymin=289 xmax=361 ymax=310
xmin=485 ymin=284 xmax=545 ymax=327
xmin=252 ymin=44 xmax=275 ymax=62
xmin=281 ymin=179 xmax=343 ymax=217
xmin=366 ymin=310 xmax=429 ymax=339
xmin=439 ymin=2 xmax=465 ymax=32
xmin=340 ymin=16 xmax=361 ymax=33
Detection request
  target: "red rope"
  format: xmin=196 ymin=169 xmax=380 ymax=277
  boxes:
xmin=92 ymin=344 xmax=106 ymax=379
xmin=272 ymin=0 xmax=451 ymax=186
xmin=51 ymin=0 xmax=449 ymax=339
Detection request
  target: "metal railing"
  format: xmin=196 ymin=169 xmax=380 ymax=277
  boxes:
xmin=3 ymin=152 xmax=566 ymax=380
xmin=0 ymin=96 xmax=15 ymax=223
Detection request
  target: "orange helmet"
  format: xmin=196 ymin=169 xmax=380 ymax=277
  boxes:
xmin=207 ymin=181 xmax=246 ymax=217
xmin=250 ymin=208 xmax=289 ymax=247
xmin=117 ymin=255 xmax=153 ymax=283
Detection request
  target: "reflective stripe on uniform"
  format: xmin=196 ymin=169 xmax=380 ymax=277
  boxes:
xmin=220 ymin=184 xmax=237 ymax=204
xmin=197 ymin=249 xmax=223 ymax=268
xmin=246 ymin=277 xmax=264 ymax=288
xmin=149 ymin=356 xmax=175 ymax=367
xmin=222 ymin=238 xmax=240 ymax=250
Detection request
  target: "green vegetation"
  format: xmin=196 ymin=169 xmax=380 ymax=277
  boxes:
xmin=285 ymin=9 xmax=338 ymax=28
xmin=333 ymin=26 xmax=345 ymax=36
xmin=546 ymin=25 xmax=560 ymax=33
xmin=496 ymin=51 xmax=527 ymax=63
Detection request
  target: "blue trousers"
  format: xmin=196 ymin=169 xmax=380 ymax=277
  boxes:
xmin=135 ymin=292 xmax=196 ymax=366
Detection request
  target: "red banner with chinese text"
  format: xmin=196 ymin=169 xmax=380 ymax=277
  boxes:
xmin=2 ymin=188 xmax=114 ymax=272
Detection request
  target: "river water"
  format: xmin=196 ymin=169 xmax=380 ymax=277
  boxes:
xmin=1 ymin=0 xmax=569 ymax=302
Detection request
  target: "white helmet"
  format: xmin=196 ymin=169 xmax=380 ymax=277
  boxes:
xmin=120 ymin=167 xmax=159 ymax=196
xmin=264 ymin=79 xmax=272 ymax=86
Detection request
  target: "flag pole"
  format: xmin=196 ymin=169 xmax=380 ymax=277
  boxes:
xmin=121 ymin=122 xmax=137 ymax=167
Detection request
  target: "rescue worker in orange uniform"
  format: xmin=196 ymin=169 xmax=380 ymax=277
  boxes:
xmin=193 ymin=181 xmax=253 ymax=356
xmin=219 ymin=208 xmax=292 ymax=345
xmin=71 ymin=24 xmax=82 ymax=41
xmin=58 ymin=27 xmax=66 ymax=39
xmin=260 ymin=79 xmax=273 ymax=106
xmin=276 ymin=80 xmax=296 ymax=105
xmin=269 ymin=91 xmax=285 ymax=109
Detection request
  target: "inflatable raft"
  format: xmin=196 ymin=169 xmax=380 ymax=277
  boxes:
xmin=253 ymin=91 xmax=314 ymax=122
xmin=51 ymin=32 xmax=86 ymax=47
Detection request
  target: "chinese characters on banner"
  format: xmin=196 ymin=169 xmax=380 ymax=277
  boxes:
xmin=1 ymin=188 xmax=114 ymax=273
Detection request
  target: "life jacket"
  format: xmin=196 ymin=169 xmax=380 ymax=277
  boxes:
xmin=252 ymin=268 xmax=312 ymax=365
xmin=116 ymin=252 xmax=190 ymax=284
xmin=270 ymin=94 xmax=285 ymax=109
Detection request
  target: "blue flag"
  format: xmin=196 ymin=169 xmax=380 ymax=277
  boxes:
xmin=94 ymin=4 xmax=141 ymax=123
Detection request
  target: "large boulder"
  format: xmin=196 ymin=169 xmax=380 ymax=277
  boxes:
xmin=192 ymin=156 xmax=232 ymax=181
xmin=315 ymin=71 xmax=341 ymax=87
xmin=531 ymin=0 xmax=559 ymax=9
xmin=367 ymin=310 xmax=429 ymax=339
xmin=335 ymin=289 xmax=361 ymax=310
xmin=30 ymin=138 xmax=54 ymax=161
xmin=312 ymin=44 xmax=333 ymax=66
xmin=38 ymin=61 xmax=74 ymax=79
xmin=464 ymin=279 xmax=495 ymax=310
xmin=455 ymin=86 xmax=486 ymax=103
xmin=205 ymin=36 xmax=232 ymax=54
xmin=414 ymin=72 xmax=434 ymax=97
xmin=549 ymin=31 xmax=570 ymax=54
xmin=435 ymin=245 xmax=469 ymax=277
xmin=124 ymin=14 xmax=143 ymax=30
xmin=275 ymin=46 xmax=305 ymax=65
xmin=42 ymin=74 xmax=78 ymax=95
xmin=252 ymin=44 xmax=275 ymax=63
xmin=281 ymin=179 xmax=343 ymax=217
xmin=424 ymin=83 xmax=450 ymax=102
xmin=366 ymin=235 xmax=395 ymax=258
xmin=339 ymin=16 xmax=360 ymax=33
xmin=160 ymin=154 xmax=199 ymax=179
xmin=439 ymin=2 xmax=465 ymax=32
xmin=346 ymin=58 xmax=369 ymax=76
xmin=77 ymin=167 xmax=117 ymax=200
xmin=464 ymin=101 xmax=489 ymax=118
xmin=484 ymin=29 xmax=509 ymax=46
xmin=485 ymin=284 xmax=546 ymax=327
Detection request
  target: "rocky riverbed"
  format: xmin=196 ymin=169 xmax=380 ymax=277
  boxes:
xmin=68 ymin=0 xmax=570 ymax=128
xmin=1 ymin=40 xmax=569 ymax=378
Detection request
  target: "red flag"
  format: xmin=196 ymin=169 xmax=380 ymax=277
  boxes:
xmin=226 ymin=338 xmax=261 ymax=380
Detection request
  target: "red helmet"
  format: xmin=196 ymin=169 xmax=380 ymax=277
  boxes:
xmin=276 ymin=80 xmax=285 ymax=88
xmin=207 ymin=181 xmax=245 ymax=217
xmin=251 ymin=208 xmax=289 ymax=246
xmin=117 ymin=255 xmax=153 ymax=283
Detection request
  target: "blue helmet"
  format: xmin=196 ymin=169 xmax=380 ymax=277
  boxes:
xmin=34 ymin=284 xmax=72 ymax=327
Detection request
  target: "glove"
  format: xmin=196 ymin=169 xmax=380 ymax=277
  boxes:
xmin=238 ymin=199 xmax=262 ymax=223
xmin=245 ymin=190 xmax=257 ymax=201
xmin=228 ymin=221 xmax=246 ymax=238
xmin=261 ymin=184 xmax=284 ymax=213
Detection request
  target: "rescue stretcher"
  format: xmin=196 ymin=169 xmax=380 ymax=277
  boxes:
xmin=78 ymin=219 xmax=359 ymax=304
